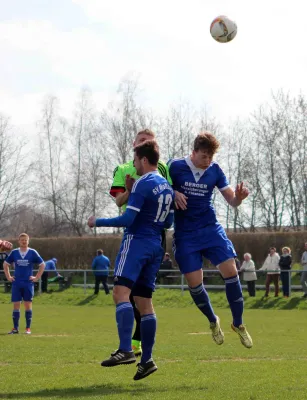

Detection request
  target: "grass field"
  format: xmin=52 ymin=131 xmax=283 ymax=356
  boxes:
xmin=1 ymin=289 xmax=307 ymax=400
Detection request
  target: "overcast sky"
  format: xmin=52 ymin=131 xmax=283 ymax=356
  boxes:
xmin=0 ymin=0 xmax=306 ymax=132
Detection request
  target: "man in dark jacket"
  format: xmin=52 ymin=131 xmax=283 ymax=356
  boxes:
xmin=157 ymin=253 xmax=173 ymax=283
xmin=92 ymin=249 xmax=110 ymax=295
xmin=279 ymin=247 xmax=292 ymax=298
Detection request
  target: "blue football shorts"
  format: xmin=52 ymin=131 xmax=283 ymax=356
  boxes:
xmin=11 ymin=281 xmax=34 ymax=302
xmin=173 ymin=223 xmax=237 ymax=274
xmin=114 ymin=234 xmax=164 ymax=290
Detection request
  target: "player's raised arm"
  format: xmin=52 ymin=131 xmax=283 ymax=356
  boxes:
xmin=114 ymin=174 xmax=135 ymax=207
xmin=88 ymin=207 xmax=139 ymax=229
xmin=109 ymin=165 xmax=130 ymax=208
xmin=221 ymin=182 xmax=249 ymax=208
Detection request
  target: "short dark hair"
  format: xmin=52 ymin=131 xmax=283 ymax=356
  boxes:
xmin=97 ymin=249 xmax=103 ymax=256
xmin=134 ymin=140 xmax=160 ymax=166
xmin=193 ymin=132 xmax=220 ymax=154
xmin=270 ymin=247 xmax=276 ymax=251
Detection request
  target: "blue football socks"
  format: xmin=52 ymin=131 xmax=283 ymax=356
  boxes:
xmin=25 ymin=310 xmax=32 ymax=329
xmin=12 ymin=310 xmax=20 ymax=330
xmin=116 ymin=302 xmax=134 ymax=352
xmin=140 ymin=314 xmax=156 ymax=364
xmin=189 ymin=284 xmax=217 ymax=323
xmin=225 ymin=275 xmax=244 ymax=327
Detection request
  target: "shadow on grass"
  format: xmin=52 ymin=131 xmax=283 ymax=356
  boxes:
xmin=77 ymin=294 xmax=97 ymax=306
xmin=248 ymin=297 xmax=281 ymax=309
xmin=0 ymin=383 xmax=208 ymax=399
xmin=246 ymin=295 xmax=306 ymax=310
xmin=280 ymin=297 xmax=304 ymax=310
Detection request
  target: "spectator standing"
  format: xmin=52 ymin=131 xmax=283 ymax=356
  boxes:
xmin=279 ymin=247 xmax=292 ymax=298
xmin=92 ymin=249 xmax=110 ymax=295
xmin=239 ymin=253 xmax=257 ymax=297
xmin=259 ymin=247 xmax=280 ymax=297
xmin=41 ymin=258 xmax=61 ymax=293
xmin=157 ymin=253 xmax=173 ymax=283
xmin=301 ymin=242 xmax=307 ymax=299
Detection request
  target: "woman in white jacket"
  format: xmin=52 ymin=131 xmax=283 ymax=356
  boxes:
xmin=240 ymin=253 xmax=257 ymax=297
xmin=259 ymin=247 xmax=280 ymax=297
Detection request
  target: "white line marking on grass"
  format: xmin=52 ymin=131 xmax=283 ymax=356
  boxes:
xmin=158 ymin=357 xmax=307 ymax=364
xmin=200 ymin=357 xmax=307 ymax=363
xmin=29 ymin=334 xmax=71 ymax=337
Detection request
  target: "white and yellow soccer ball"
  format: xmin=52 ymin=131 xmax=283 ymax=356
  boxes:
xmin=210 ymin=15 xmax=237 ymax=43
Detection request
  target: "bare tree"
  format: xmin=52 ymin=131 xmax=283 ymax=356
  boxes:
xmin=161 ymin=99 xmax=196 ymax=160
xmin=83 ymin=120 xmax=112 ymax=236
xmin=36 ymin=95 xmax=67 ymax=235
xmin=251 ymin=100 xmax=286 ymax=231
xmin=250 ymin=90 xmax=307 ymax=231
xmin=57 ymin=88 xmax=93 ymax=236
xmin=0 ymin=114 xmax=30 ymax=236
xmin=101 ymin=75 xmax=151 ymax=165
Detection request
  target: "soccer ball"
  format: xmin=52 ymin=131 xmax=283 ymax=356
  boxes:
xmin=210 ymin=15 xmax=237 ymax=43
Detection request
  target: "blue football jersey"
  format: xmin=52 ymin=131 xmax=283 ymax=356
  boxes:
xmin=5 ymin=248 xmax=44 ymax=281
xmin=125 ymin=171 xmax=174 ymax=238
xmin=168 ymin=156 xmax=229 ymax=232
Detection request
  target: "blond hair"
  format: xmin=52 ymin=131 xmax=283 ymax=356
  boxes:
xmin=282 ymin=247 xmax=291 ymax=254
xmin=18 ymin=233 xmax=29 ymax=240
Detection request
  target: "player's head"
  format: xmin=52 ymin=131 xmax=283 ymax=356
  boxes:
xmin=191 ymin=132 xmax=220 ymax=169
xmin=52 ymin=258 xmax=58 ymax=263
xmin=133 ymin=129 xmax=156 ymax=148
xmin=133 ymin=140 xmax=159 ymax=176
xmin=18 ymin=233 xmax=29 ymax=248
xmin=164 ymin=252 xmax=170 ymax=260
xmin=97 ymin=249 xmax=103 ymax=256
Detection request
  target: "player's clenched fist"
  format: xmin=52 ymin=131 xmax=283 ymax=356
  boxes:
xmin=125 ymin=174 xmax=135 ymax=192
xmin=87 ymin=216 xmax=96 ymax=228
xmin=0 ymin=240 xmax=13 ymax=252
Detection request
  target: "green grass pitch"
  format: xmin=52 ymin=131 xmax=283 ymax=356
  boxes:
xmin=0 ymin=289 xmax=307 ymax=400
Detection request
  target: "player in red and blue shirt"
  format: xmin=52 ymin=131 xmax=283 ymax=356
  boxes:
xmin=3 ymin=233 xmax=45 ymax=335
xmin=169 ymin=132 xmax=253 ymax=348
xmin=88 ymin=140 xmax=174 ymax=380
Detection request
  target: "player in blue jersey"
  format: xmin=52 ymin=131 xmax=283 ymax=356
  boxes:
xmin=110 ymin=128 xmax=172 ymax=358
xmin=88 ymin=140 xmax=174 ymax=380
xmin=3 ymin=233 xmax=45 ymax=335
xmin=169 ymin=133 xmax=253 ymax=348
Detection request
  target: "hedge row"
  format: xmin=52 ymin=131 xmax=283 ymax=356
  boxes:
xmin=6 ymin=231 xmax=307 ymax=269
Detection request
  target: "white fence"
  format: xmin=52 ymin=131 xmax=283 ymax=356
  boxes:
xmin=10 ymin=268 xmax=303 ymax=296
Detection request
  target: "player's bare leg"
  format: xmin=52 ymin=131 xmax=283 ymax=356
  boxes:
xmin=8 ymin=302 xmax=21 ymax=334
xmin=219 ymin=258 xmax=253 ymax=348
xmin=185 ymin=269 xmax=224 ymax=345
